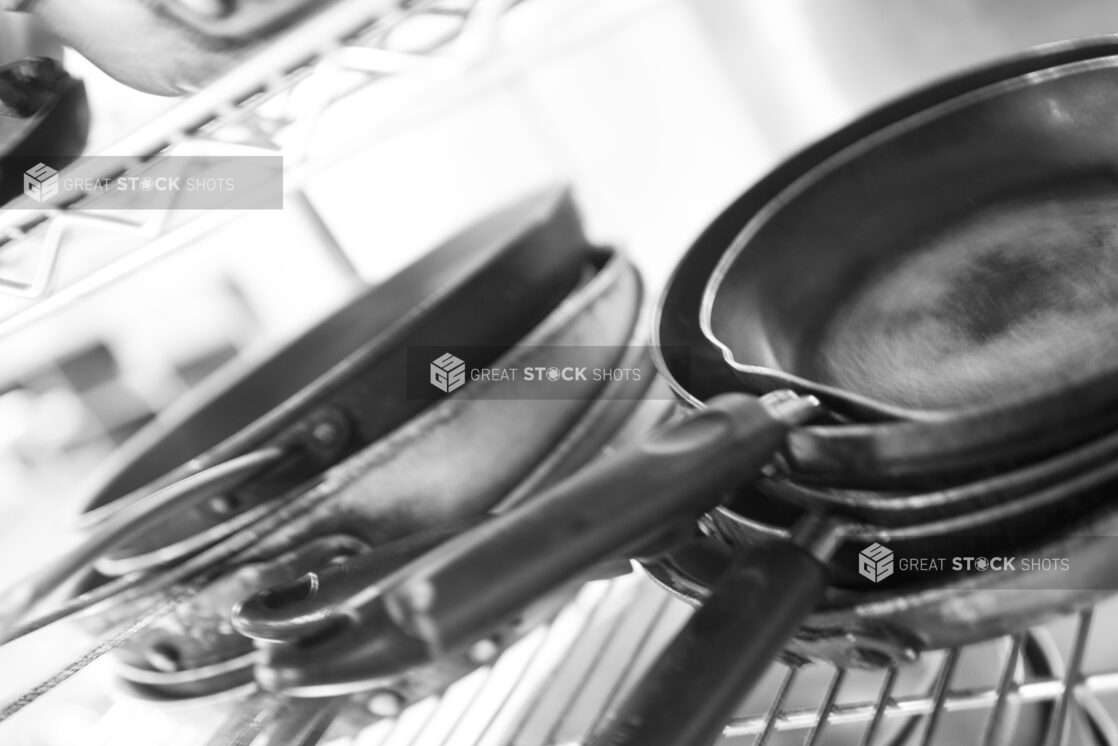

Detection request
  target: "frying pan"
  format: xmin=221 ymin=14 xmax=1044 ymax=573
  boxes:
xmin=284 ymin=37 xmax=1118 ymax=746
xmin=87 ymin=186 xmax=588 ymax=571
xmin=0 ymin=186 xmax=587 ymax=636
xmin=240 ymin=378 xmax=675 ymax=700
xmin=65 ymin=247 xmax=648 ymax=701
xmin=659 ymin=38 xmax=1118 ymax=490
xmin=698 ymin=61 xmax=1118 ymax=483
xmin=587 ymin=40 xmax=1118 ymax=745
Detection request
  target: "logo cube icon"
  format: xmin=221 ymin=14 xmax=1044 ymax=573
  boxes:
xmin=858 ymin=543 xmax=894 ymax=583
xmin=23 ymin=162 xmax=59 ymax=203
xmin=430 ymin=352 xmax=466 ymax=393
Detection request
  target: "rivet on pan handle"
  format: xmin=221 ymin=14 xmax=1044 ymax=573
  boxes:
xmin=0 ymin=447 xmax=284 ymax=643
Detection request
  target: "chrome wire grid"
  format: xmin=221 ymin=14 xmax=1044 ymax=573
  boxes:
xmin=328 ymin=576 xmax=1115 ymax=746
xmin=316 ymin=576 xmax=1118 ymax=746
xmin=0 ymin=0 xmax=514 ymax=328
xmin=75 ymin=572 xmax=1118 ymax=746
xmin=4 ymin=2 xmax=1118 ymax=743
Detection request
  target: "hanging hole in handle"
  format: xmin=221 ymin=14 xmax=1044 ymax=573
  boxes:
xmin=254 ymin=572 xmax=322 ymax=611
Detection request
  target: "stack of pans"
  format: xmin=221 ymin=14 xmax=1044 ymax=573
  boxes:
xmin=300 ymin=37 xmax=1118 ymax=746
xmin=11 ymin=36 xmax=1118 ymax=746
xmin=0 ymin=186 xmax=667 ymax=733
xmin=648 ymin=33 xmax=1118 ymax=654
xmin=601 ymin=36 xmax=1118 ymax=746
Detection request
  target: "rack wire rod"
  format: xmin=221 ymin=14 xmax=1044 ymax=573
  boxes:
xmin=918 ymin=647 xmax=961 ymax=746
xmin=0 ymin=0 xmax=510 ymax=322
xmin=502 ymin=582 xmax=621 ymax=745
xmin=0 ymin=0 xmax=405 ymax=238
xmin=0 ymin=583 xmax=202 ymax=724
xmin=754 ymin=664 xmax=801 ymax=746
xmin=1045 ymin=609 xmax=1094 ymax=746
xmin=540 ymin=581 xmax=642 ymax=745
xmin=723 ymin=669 xmax=1118 ymax=738
xmin=584 ymin=592 xmax=676 ymax=737
xmin=858 ymin=666 xmax=900 ymax=746
xmin=803 ymin=667 xmax=847 ymax=746
xmin=981 ymin=635 xmax=1025 ymax=746
xmin=464 ymin=614 xmax=570 ymax=745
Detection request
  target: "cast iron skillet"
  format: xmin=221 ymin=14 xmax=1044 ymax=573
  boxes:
xmin=0 ymin=186 xmax=587 ymax=635
xmin=290 ymin=38 xmax=1118 ymax=746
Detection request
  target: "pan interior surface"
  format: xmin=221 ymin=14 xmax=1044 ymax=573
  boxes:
xmin=706 ymin=57 xmax=1118 ymax=418
xmin=819 ymin=190 xmax=1118 ymax=409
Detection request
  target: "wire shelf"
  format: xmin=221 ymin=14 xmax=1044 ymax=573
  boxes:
xmin=74 ymin=573 xmax=1118 ymax=746
xmin=5 ymin=3 xmax=1118 ymax=744
xmin=0 ymin=0 xmax=514 ymax=335
xmin=328 ymin=577 xmax=1118 ymax=746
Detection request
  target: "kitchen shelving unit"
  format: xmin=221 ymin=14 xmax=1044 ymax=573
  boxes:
xmin=2 ymin=1 xmax=1117 ymax=744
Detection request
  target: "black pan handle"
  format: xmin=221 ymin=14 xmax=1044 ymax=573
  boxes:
xmin=234 ymin=521 xmax=481 ymax=644
xmin=589 ymin=519 xmax=841 ymax=746
xmin=378 ymin=390 xmax=820 ymax=655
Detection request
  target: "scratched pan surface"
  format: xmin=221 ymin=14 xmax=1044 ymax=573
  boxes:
xmin=77 ymin=186 xmax=588 ymax=576
xmin=72 ymin=248 xmax=648 ymax=698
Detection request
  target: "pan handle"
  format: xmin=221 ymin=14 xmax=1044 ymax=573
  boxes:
xmin=376 ymin=391 xmax=820 ymax=656
xmin=0 ymin=447 xmax=284 ymax=643
xmin=587 ymin=518 xmax=841 ymax=746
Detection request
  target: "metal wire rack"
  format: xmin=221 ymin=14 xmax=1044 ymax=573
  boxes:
xmin=73 ymin=572 xmax=1118 ymax=746
xmin=0 ymin=0 xmax=515 ymax=333
xmin=5 ymin=2 xmax=1118 ymax=744
xmin=309 ymin=575 xmax=1118 ymax=746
